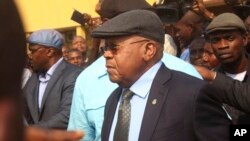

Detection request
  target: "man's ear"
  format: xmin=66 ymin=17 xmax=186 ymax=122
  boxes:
xmin=143 ymin=42 xmax=157 ymax=61
xmin=46 ymin=48 xmax=56 ymax=57
xmin=243 ymin=32 xmax=249 ymax=47
xmin=188 ymin=22 xmax=196 ymax=33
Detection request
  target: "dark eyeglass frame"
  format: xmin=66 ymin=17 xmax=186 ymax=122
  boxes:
xmin=29 ymin=47 xmax=44 ymax=54
xmin=100 ymin=39 xmax=150 ymax=54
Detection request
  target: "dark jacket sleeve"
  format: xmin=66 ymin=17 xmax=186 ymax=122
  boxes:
xmin=194 ymin=82 xmax=231 ymax=141
xmin=209 ymin=72 xmax=250 ymax=113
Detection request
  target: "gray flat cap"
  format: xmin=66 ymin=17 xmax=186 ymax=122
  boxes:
xmin=206 ymin=13 xmax=247 ymax=34
xmin=28 ymin=29 xmax=64 ymax=49
xmin=91 ymin=9 xmax=165 ymax=44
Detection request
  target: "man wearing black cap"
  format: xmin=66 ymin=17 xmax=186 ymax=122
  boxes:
xmin=200 ymin=12 xmax=250 ymax=124
xmin=23 ymin=29 xmax=82 ymax=129
xmin=91 ymin=9 xmax=229 ymax=141
xmin=68 ymin=0 xmax=204 ymax=140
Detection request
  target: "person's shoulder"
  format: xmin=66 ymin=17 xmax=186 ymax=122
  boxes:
xmin=162 ymin=65 xmax=205 ymax=88
xmin=161 ymin=53 xmax=202 ymax=79
xmin=61 ymin=61 xmax=83 ymax=78
xmin=157 ymin=65 xmax=205 ymax=101
xmin=63 ymin=60 xmax=82 ymax=70
xmin=77 ymin=56 xmax=107 ymax=79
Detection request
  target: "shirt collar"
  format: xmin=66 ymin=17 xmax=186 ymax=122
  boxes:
xmin=47 ymin=57 xmax=63 ymax=76
xmin=129 ymin=61 xmax=162 ymax=98
xmin=39 ymin=57 xmax=63 ymax=79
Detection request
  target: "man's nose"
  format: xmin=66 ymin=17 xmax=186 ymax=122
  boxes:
xmin=218 ymin=39 xmax=229 ymax=49
xmin=103 ymin=50 xmax=114 ymax=59
xmin=202 ymin=53 xmax=209 ymax=62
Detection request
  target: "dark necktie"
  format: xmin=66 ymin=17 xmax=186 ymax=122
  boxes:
xmin=114 ymin=89 xmax=134 ymax=141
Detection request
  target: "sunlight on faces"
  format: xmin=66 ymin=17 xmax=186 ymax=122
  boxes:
xmin=103 ymin=35 xmax=151 ymax=87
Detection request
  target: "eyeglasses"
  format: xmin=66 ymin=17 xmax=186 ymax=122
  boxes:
xmin=100 ymin=39 xmax=149 ymax=54
xmin=29 ymin=47 xmax=43 ymax=54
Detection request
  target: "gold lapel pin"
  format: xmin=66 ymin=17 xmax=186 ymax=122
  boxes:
xmin=152 ymin=99 xmax=157 ymax=105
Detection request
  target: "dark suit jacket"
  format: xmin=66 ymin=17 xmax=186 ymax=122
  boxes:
xmin=216 ymin=60 xmax=250 ymax=124
xmin=207 ymin=72 xmax=250 ymax=113
xmin=23 ymin=60 xmax=82 ymax=129
xmin=102 ymin=64 xmax=230 ymax=141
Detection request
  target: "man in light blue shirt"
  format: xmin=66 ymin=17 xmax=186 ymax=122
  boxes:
xmin=68 ymin=53 xmax=201 ymax=141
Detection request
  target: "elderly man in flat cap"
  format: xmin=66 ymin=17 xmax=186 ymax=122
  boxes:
xmin=90 ymin=9 xmax=230 ymax=141
xmin=68 ymin=0 xmax=204 ymax=140
xmin=23 ymin=29 xmax=82 ymax=129
xmin=196 ymin=13 xmax=250 ymax=125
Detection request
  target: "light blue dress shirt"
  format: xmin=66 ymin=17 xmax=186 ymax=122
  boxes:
xmin=67 ymin=53 xmax=201 ymax=141
xmin=180 ymin=48 xmax=190 ymax=62
xmin=109 ymin=61 xmax=162 ymax=141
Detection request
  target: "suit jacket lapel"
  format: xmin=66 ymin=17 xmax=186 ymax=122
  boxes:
xmin=39 ymin=60 xmax=66 ymax=118
xmin=139 ymin=64 xmax=171 ymax=141
xmin=26 ymin=74 xmax=40 ymax=122
xmin=103 ymin=87 xmax=122 ymax=140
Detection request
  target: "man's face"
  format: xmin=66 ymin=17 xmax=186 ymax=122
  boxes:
xmin=102 ymin=35 xmax=149 ymax=87
xmin=67 ymin=51 xmax=84 ymax=67
xmin=244 ymin=16 xmax=250 ymax=51
xmin=189 ymin=43 xmax=204 ymax=66
xmin=202 ymin=42 xmax=219 ymax=70
xmin=174 ymin=22 xmax=193 ymax=49
xmin=61 ymin=46 xmax=69 ymax=60
xmin=72 ymin=37 xmax=88 ymax=53
xmin=28 ymin=44 xmax=49 ymax=73
xmin=208 ymin=30 xmax=247 ymax=64
xmin=245 ymin=16 xmax=250 ymax=32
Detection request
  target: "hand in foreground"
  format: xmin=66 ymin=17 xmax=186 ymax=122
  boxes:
xmin=25 ymin=127 xmax=84 ymax=141
xmin=194 ymin=65 xmax=216 ymax=81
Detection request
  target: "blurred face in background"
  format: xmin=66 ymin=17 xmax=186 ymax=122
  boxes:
xmin=244 ymin=16 xmax=250 ymax=52
xmin=61 ymin=46 xmax=69 ymax=60
xmin=189 ymin=38 xmax=205 ymax=66
xmin=72 ymin=36 xmax=88 ymax=54
xmin=174 ymin=22 xmax=193 ymax=50
xmin=67 ymin=50 xmax=84 ymax=67
xmin=202 ymin=42 xmax=220 ymax=70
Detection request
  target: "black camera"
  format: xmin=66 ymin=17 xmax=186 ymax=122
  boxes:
xmin=154 ymin=0 xmax=193 ymax=23
xmin=155 ymin=4 xmax=180 ymax=23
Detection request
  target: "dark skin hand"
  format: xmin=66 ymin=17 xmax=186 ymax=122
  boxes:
xmin=25 ymin=127 xmax=84 ymax=141
xmin=194 ymin=65 xmax=216 ymax=81
xmin=191 ymin=0 xmax=214 ymax=21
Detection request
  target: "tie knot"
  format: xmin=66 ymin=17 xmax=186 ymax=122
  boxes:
xmin=39 ymin=73 xmax=51 ymax=83
xmin=122 ymin=89 xmax=134 ymax=101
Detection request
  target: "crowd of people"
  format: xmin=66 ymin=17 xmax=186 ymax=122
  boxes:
xmin=2 ymin=0 xmax=250 ymax=141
